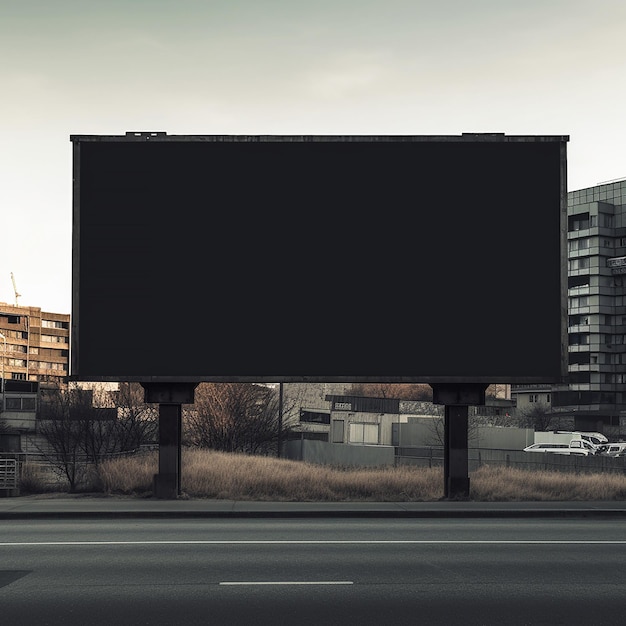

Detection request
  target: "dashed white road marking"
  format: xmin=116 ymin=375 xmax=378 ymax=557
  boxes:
xmin=219 ymin=581 xmax=354 ymax=585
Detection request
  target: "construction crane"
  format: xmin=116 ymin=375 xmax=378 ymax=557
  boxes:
xmin=10 ymin=272 xmax=21 ymax=306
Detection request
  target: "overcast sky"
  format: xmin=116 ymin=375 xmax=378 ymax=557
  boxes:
xmin=1 ymin=0 xmax=625 ymax=314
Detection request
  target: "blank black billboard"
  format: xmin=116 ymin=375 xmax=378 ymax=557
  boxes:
xmin=71 ymin=133 xmax=568 ymax=383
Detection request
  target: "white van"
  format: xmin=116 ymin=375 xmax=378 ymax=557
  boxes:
xmin=533 ymin=431 xmax=608 ymax=453
xmin=554 ymin=431 xmax=608 ymax=445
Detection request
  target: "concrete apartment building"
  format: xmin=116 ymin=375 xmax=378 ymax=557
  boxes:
xmin=0 ymin=302 xmax=70 ymax=451
xmin=0 ymin=302 xmax=70 ymax=389
xmin=513 ymin=179 xmax=626 ymax=438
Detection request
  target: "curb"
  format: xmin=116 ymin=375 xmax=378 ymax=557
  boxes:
xmin=3 ymin=509 xmax=626 ymax=520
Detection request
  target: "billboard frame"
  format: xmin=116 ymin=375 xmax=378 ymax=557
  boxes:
xmin=70 ymin=132 xmax=569 ymax=385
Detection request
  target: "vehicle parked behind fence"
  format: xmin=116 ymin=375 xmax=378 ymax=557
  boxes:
xmin=601 ymin=443 xmax=626 ymax=457
xmin=523 ymin=442 xmax=594 ymax=456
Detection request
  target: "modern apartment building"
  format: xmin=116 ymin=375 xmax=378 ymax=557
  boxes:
xmin=0 ymin=302 xmax=70 ymax=391
xmin=513 ymin=179 xmax=626 ymax=437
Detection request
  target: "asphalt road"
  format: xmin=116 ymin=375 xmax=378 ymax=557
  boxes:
xmin=2 ymin=517 xmax=626 ymax=625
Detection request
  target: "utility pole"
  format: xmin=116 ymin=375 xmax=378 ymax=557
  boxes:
xmin=277 ymin=382 xmax=283 ymax=458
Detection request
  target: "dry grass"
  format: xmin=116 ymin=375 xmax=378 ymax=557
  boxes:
xmin=92 ymin=448 xmax=626 ymax=501
xmin=181 ymin=448 xmax=443 ymax=501
xmin=98 ymin=454 xmax=159 ymax=495
xmin=471 ymin=465 xmax=626 ymax=501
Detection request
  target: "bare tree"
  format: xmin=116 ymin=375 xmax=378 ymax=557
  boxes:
xmin=37 ymin=387 xmax=94 ymax=491
xmin=349 ymin=383 xmax=432 ymax=401
xmin=183 ymin=383 xmax=293 ymax=454
xmin=518 ymin=404 xmax=558 ymax=432
xmin=425 ymin=415 xmax=480 ymax=448
xmin=471 ymin=409 xmax=518 ymax=428
xmin=37 ymin=383 xmax=157 ymax=491
xmin=115 ymin=382 xmax=158 ymax=450
xmin=485 ymin=384 xmax=510 ymax=400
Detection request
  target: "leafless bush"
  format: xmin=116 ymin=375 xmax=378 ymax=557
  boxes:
xmin=183 ymin=383 xmax=294 ymax=455
xmin=18 ymin=462 xmax=57 ymax=494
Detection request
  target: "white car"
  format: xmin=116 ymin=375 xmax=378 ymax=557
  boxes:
xmin=601 ymin=443 xmax=626 ymax=457
xmin=523 ymin=443 xmax=592 ymax=456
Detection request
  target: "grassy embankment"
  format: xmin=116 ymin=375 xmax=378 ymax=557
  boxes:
xmin=19 ymin=447 xmax=626 ymax=501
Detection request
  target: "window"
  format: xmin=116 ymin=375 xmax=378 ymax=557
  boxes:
xmin=568 ymin=333 xmax=589 ymax=346
xmin=569 ymin=371 xmax=591 ymax=384
xmin=600 ymin=213 xmax=614 ymax=228
xmin=349 ymin=423 xmax=379 ymax=445
xmin=568 ymin=213 xmax=589 ymax=231
xmin=300 ymin=410 xmax=330 ymax=424
xmin=569 ymin=296 xmax=589 ymax=308
xmin=568 ymin=314 xmax=590 ymax=326
xmin=568 ymin=276 xmax=589 ymax=288
xmin=5 ymin=397 xmax=36 ymax=411
xmin=569 ymin=239 xmax=590 ymax=252
xmin=38 ymin=374 xmax=60 ymax=383
xmin=0 ymin=315 xmax=22 ymax=324
xmin=41 ymin=320 xmax=69 ymax=329
xmin=41 ymin=335 xmax=69 ymax=344
xmin=569 ymin=352 xmax=590 ymax=365
xmin=36 ymin=362 xmax=65 ymax=371
xmin=568 ymin=258 xmax=590 ymax=271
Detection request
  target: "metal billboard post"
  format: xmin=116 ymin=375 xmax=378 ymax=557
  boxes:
xmin=431 ymin=383 xmax=488 ymax=500
xmin=142 ymin=382 xmax=198 ymax=499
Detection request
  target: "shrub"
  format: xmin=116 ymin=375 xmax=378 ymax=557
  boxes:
xmin=19 ymin=462 xmax=58 ymax=494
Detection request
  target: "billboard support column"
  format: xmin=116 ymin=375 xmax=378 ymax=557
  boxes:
xmin=431 ymin=383 xmax=488 ymax=500
xmin=142 ymin=383 xmax=198 ymax=499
